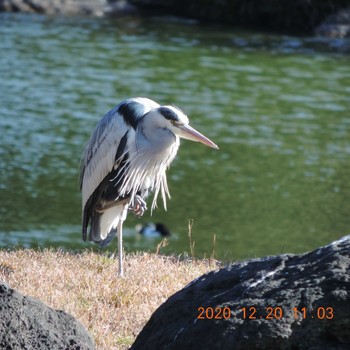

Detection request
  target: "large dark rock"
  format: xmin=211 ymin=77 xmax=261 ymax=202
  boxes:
xmin=0 ymin=0 xmax=136 ymax=16
xmin=315 ymin=6 xmax=350 ymax=38
xmin=130 ymin=0 xmax=350 ymax=34
xmin=131 ymin=236 xmax=350 ymax=350
xmin=0 ymin=283 xmax=94 ymax=350
xmin=1 ymin=0 xmax=350 ymax=36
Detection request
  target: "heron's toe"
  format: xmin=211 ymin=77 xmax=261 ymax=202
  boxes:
xmin=129 ymin=195 xmax=147 ymax=217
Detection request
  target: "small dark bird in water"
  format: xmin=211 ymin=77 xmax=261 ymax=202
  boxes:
xmin=136 ymin=222 xmax=171 ymax=237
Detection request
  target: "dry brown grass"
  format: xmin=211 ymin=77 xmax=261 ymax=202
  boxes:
xmin=0 ymin=249 xmax=217 ymax=349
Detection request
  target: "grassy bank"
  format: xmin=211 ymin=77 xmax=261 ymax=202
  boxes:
xmin=0 ymin=248 xmax=217 ymax=349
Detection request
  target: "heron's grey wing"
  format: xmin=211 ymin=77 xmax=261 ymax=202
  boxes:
xmin=80 ymin=106 xmax=130 ymax=210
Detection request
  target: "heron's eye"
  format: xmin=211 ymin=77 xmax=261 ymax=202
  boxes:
xmin=170 ymin=120 xmax=177 ymax=126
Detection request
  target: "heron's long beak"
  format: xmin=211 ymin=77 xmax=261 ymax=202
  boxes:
xmin=177 ymin=124 xmax=219 ymax=149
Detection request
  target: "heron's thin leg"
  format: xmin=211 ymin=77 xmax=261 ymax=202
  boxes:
xmin=117 ymin=219 xmax=124 ymax=277
xmin=117 ymin=204 xmax=129 ymax=277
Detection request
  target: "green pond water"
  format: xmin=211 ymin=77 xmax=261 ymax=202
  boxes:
xmin=1 ymin=13 xmax=350 ymax=261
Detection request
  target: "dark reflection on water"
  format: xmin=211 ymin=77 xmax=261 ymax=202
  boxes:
xmin=1 ymin=13 xmax=350 ymax=260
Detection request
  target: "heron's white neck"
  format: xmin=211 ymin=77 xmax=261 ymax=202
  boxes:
xmin=139 ymin=111 xmax=178 ymax=149
xmin=117 ymin=118 xmax=180 ymax=211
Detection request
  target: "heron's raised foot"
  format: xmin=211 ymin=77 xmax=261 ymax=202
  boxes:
xmin=129 ymin=195 xmax=147 ymax=217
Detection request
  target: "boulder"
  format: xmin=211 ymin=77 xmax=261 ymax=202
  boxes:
xmin=129 ymin=0 xmax=350 ymax=34
xmin=315 ymin=6 xmax=350 ymax=38
xmin=1 ymin=0 xmax=350 ymax=36
xmin=0 ymin=0 xmax=135 ymax=16
xmin=0 ymin=283 xmax=94 ymax=350
xmin=131 ymin=235 xmax=350 ymax=350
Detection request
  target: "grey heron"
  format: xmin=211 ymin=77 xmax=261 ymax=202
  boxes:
xmin=80 ymin=97 xmax=218 ymax=277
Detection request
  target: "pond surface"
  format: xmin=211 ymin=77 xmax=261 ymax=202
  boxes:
xmin=1 ymin=13 xmax=350 ymax=261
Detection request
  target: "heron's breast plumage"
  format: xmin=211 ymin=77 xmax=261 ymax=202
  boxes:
xmin=117 ymin=134 xmax=180 ymax=210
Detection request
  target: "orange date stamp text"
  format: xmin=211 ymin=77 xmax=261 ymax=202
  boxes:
xmin=197 ymin=306 xmax=334 ymax=320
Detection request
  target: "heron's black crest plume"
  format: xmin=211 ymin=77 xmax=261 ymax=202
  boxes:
xmin=159 ymin=106 xmax=181 ymax=122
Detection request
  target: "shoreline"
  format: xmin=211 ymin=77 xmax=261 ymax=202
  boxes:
xmin=1 ymin=235 xmax=349 ymax=349
xmin=0 ymin=0 xmax=349 ymax=38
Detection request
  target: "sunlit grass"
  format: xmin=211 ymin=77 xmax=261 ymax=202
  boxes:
xmin=0 ymin=248 xmax=217 ymax=349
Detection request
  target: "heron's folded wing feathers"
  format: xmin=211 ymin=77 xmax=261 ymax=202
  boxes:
xmin=80 ymin=107 xmax=129 ymax=209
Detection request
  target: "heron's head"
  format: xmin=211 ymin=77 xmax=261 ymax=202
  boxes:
xmin=143 ymin=105 xmax=218 ymax=149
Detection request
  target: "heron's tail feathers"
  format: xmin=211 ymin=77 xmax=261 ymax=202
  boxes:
xmin=89 ymin=205 xmax=125 ymax=247
xmin=96 ymin=228 xmax=117 ymax=248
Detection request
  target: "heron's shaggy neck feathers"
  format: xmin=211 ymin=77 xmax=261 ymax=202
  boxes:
xmin=116 ymin=138 xmax=179 ymax=211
